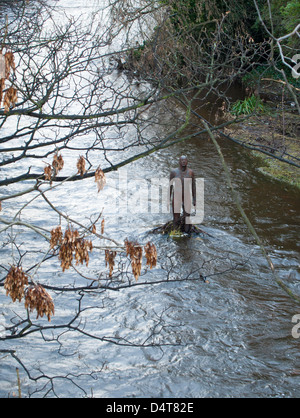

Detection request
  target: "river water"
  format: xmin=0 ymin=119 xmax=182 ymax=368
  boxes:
xmin=0 ymin=0 xmax=300 ymax=398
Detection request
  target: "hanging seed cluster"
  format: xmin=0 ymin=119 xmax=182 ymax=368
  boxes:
xmin=52 ymin=153 xmax=64 ymax=175
xmin=95 ymin=167 xmax=106 ymax=193
xmin=25 ymin=285 xmax=55 ymax=322
xmin=105 ymin=250 xmax=117 ymax=278
xmin=44 ymin=156 xmax=107 ymax=195
xmin=125 ymin=239 xmax=143 ymax=281
xmin=0 ymin=51 xmax=17 ymax=113
xmin=3 ymin=86 xmax=17 ymax=113
xmin=44 ymin=153 xmax=64 ymax=183
xmin=4 ymin=266 xmax=54 ymax=322
xmin=4 ymin=266 xmax=28 ymax=303
xmin=44 ymin=165 xmax=52 ymax=181
xmin=123 ymin=240 xmax=158 ymax=281
xmin=144 ymin=242 xmax=157 ymax=269
xmin=77 ymin=156 xmax=86 ymax=177
xmin=51 ymin=226 xmax=93 ymax=272
xmin=50 ymin=226 xmax=63 ymax=249
xmin=4 ymin=51 xmax=15 ymax=79
xmin=101 ymin=219 xmax=105 ymax=234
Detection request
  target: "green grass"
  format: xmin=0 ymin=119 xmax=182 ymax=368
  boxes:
xmin=231 ymin=95 xmax=264 ymax=116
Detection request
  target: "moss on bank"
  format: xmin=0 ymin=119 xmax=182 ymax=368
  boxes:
xmin=223 ymin=109 xmax=300 ymax=189
xmin=256 ymin=154 xmax=300 ymax=189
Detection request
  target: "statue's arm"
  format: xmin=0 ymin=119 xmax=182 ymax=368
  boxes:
xmin=191 ymin=170 xmax=196 ymax=206
xmin=169 ymin=170 xmax=176 ymax=204
xmin=170 ymin=169 xmax=176 ymax=181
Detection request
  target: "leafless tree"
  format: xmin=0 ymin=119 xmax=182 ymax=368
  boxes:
xmin=253 ymin=0 xmax=300 ymax=113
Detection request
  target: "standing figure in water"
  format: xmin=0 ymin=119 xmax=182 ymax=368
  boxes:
xmin=169 ymin=156 xmax=196 ymax=233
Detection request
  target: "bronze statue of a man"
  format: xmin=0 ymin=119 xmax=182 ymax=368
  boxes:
xmin=170 ymin=156 xmax=196 ymax=233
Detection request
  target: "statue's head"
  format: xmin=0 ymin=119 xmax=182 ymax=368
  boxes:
xmin=179 ymin=155 xmax=188 ymax=169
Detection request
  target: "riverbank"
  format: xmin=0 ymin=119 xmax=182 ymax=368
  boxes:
xmin=223 ymin=79 xmax=300 ymax=189
xmin=223 ymin=111 xmax=300 ymax=188
xmin=121 ymin=39 xmax=300 ymax=189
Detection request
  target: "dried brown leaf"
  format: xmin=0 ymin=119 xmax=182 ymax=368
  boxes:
xmin=58 ymin=226 xmax=93 ymax=272
xmin=105 ymin=250 xmax=117 ymax=278
xmin=95 ymin=167 xmax=106 ymax=192
xmin=4 ymin=266 xmax=29 ymax=303
xmin=50 ymin=226 xmax=63 ymax=249
xmin=77 ymin=156 xmax=86 ymax=177
xmin=44 ymin=165 xmax=52 ymax=181
xmin=4 ymin=51 xmax=15 ymax=79
xmin=144 ymin=242 xmax=157 ymax=269
xmin=52 ymin=153 xmax=64 ymax=175
xmin=125 ymin=239 xmax=143 ymax=281
xmin=25 ymin=285 xmax=55 ymax=322
xmin=3 ymin=86 xmax=17 ymax=113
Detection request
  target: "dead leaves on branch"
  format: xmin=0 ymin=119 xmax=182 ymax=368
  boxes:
xmin=4 ymin=266 xmax=28 ymax=303
xmin=77 ymin=156 xmax=86 ymax=177
xmin=50 ymin=226 xmax=63 ymax=249
xmin=43 ymin=165 xmax=52 ymax=182
xmin=43 ymin=154 xmax=85 ymax=182
xmin=105 ymin=241 xmax=158 ymax=280
xmin=0 ymin=50 xmax=17 ymax=112
xmin=4 ymin=266 xmax=54 ymax=322
xmin=3 ymin=223 xmax=157 ymax=323
xmin=43 ymin=154 xmax=106 ymax=198
xmin=144 ymin=242 xmax=157 ymax=270
xmin=105 ymin=250 xmax=117 ymax=278
xmin=50 ymin=226 xmax=93 ymax=272
xmin=3 ymin=236 xmax=157 ymax=325
xmin=25 ymin=285 xmax=55 ymax=322
xmin=52 ymin=153 xmax=64 ymax=175
xmin=4 ymin=224 xmax=94 ymax=322
xmin=50 ymin=224 xmax=157 ymax=282
xmin=125 ymin=239 xmax=143 ymax=281
xmin=124 ymin=239 xmax=157 ymax=281
xmin=78 ymin=159 xmax=107 ymax=194
xmin=0 ymin=51 xmax=15 ymax=76
xmin=44 ymin=152 xmax=64 ymax=183
xmin=0 ymin=47 xmax=156 ymax=324
xmin=3 ymin=86 xmax=17 ymax=113
xmin=95 ymin=166 xmax=106 ymax=193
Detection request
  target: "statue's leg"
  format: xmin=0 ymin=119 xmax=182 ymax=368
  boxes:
xmin=173 ymin=212 xmax=181 ymax=230
xmin=183 ymin=186 xmax=192 ymax=233
xmin=183 ymin=209 xmax=192 ymax=233
xmin=184 ymin=216 xmax=192 ymax=233
xmin=172 ymin=197 xmax=180 ymax=230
